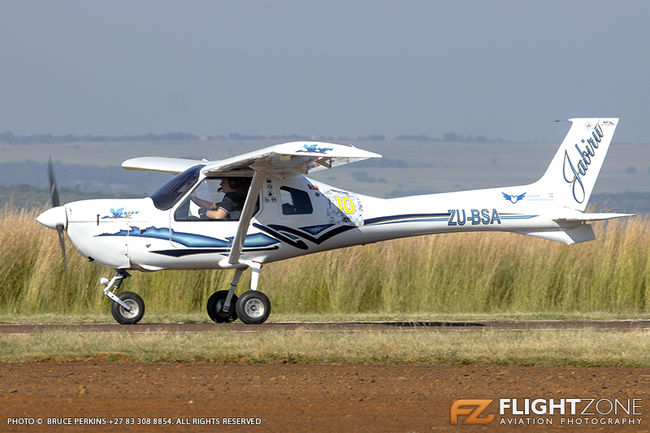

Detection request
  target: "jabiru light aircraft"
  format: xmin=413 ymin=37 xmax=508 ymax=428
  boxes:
xmin=37 ymin=118 xmax=630 ymax=324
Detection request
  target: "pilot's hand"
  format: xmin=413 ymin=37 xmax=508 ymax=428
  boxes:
xmin=198 ymin=207 xmax=208 ymax=219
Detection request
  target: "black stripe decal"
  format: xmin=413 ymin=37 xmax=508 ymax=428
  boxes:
xmin=364 ymin=213 xmax=451 ymax=225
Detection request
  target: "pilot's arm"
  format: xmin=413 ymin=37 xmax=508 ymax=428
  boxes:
xmin=190 ymin=195 xmax=227 ymax=219
xmin=199 ymin=207 xmax=228 ymax=220
xmin=190 ymin=195 xmax=215 ymax=209
xmin=198 ymin=193 xmax=240 ymax=220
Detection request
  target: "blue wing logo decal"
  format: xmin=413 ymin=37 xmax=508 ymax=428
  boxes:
xmin=297 ymin=144 xmax=333 ymax=154
xmin=502 ymin=192 xmax=526 ymax=204
xmin=102 ymin=208 xmax=140 ymax=219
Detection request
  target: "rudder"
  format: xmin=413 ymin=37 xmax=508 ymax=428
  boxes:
xmin=533 ymin=118 xmax=619 ymax=211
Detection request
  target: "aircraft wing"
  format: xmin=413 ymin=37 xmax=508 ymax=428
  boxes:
xmin=121 ymin=157 xmax=206 ymax=174
xmin=202 ymin=141 xmax=381 ymax=176
xmin=123 ymin=142 xmax=380 ymax=267
xmin=209 ymin=142 xmax=380 ymax=266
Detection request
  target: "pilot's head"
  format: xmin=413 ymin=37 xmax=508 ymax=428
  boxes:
xmin=220 ymin=178 xmax=250 ymax=193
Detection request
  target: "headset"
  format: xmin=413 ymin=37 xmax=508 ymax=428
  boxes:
xmin=226 ymin=178 xmax=251 ymax=191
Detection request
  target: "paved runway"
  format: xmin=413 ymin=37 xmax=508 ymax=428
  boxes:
xmin=0 ymin=319 xmax=648 ymax=334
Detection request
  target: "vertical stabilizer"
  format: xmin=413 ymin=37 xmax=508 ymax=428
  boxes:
xmin=533 ymin=118 xmax=619 ymax=211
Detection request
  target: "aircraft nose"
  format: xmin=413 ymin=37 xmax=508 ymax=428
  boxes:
xmin=37 ymin=206 xmax=67 ymax=230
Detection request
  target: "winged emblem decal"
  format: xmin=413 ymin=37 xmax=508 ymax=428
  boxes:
xmin=502 ymin=192 xmax=526 ymax=204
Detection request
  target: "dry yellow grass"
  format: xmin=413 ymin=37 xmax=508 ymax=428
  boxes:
xmin=0 ymin=329 xmax=647 ymax=366
xmin=1 ymin=207 xmax=648 ymax=315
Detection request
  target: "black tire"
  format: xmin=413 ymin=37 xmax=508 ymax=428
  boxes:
xmin=235 ymin=291 xmax=271 ymax=325
xmin=207 ymin=290 xmax=238 ymax=323
xmin=111 ymin=291 xmax=145 ymax=325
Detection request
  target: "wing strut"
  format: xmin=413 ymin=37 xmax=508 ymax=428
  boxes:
xmin=227 ymin=167 xmax=268 ymax=265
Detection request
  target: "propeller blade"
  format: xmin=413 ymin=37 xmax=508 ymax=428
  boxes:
xmin=48 ymin=157 xmax=60 ymax=208
xmin=47 ymin=157 xmax=66 ymax=267
xmin=56 ymin=225 xmax=67 ymax=267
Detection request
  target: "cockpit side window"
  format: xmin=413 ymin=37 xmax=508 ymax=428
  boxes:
xmin=174 ymin=177 xmax=257 ymax=221
xmin=149 ymin=165 xmax=204 ymax=210
xmin=280 ymin=186 xmax=313 ymax=215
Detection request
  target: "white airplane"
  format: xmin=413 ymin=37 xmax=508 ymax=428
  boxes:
xmin=37 ymin=118 xmax=631 ymax=325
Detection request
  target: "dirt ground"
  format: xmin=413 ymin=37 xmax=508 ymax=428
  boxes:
xmin=0 ymin=362 xmax=648 ymax=432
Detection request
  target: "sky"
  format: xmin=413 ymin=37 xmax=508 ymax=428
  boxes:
xmin=0 ymin=0 xmax=649 ymax=142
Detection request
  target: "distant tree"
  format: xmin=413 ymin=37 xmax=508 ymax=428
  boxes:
xmin=443 ymin=132 xmax=461 ymax=142
xmin=357 ymin=134 xmax=385 ymax=141
xmin=395 ymin=134 xmax=434 ymax=141
xmin=0 ymin=131 xmax=15 ymax=143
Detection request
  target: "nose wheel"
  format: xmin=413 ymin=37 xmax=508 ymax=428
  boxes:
xmin=102 ymin=270 xmax=146 ymax=325
xmin=111 ymin=291 xmax=145 ymax=325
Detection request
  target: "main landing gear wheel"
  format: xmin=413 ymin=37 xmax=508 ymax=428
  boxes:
xmin=111 ymin=291 xmax=145 ymax=325
xmin=235 ymin=291 xmax=271 ymax=325
xmin=207 ymin=290 xmax=238 ymax=323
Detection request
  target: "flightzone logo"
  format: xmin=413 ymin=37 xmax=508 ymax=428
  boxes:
xmin=450 ymin=400 xmax=494 ymax=425
xmin=450 ymin=398 xmax=643 ymax=427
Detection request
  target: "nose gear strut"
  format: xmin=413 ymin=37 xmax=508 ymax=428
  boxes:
xmin=100 ymin=270 xmax=146 ymax=325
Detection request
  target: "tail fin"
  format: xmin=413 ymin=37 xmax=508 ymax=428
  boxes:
xmin=533 ymin=118 xmax=619 ymax=211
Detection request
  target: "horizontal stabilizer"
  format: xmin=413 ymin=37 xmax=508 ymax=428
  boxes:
xmin=518 ymin=225 xmax=596 ymax=245
xmin=552 ymin=212 xmax=634 ymax=223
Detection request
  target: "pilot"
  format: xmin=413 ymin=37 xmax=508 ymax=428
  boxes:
xmin=193 ymin=178 xmax=250 ymax=220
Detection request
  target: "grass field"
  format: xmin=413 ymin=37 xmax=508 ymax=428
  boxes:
xmin=0 ymin=329 xmax=647 ymax=367
xmin=1 ymin=207 xmax=648 ymax=317
xmin=1 ymin=207 xmax=648 ymax=367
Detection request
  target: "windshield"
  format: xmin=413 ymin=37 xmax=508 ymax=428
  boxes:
xmin=149 ymin=164 xmax=205 ymax=210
